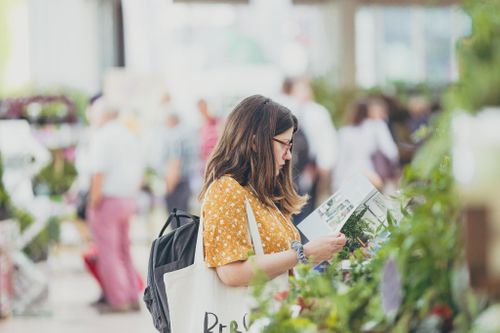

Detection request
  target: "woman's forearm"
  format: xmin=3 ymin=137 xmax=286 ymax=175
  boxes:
xmin=215 ymin=234 xmax=347 ymax=287
xmin=215 ymin=249 xmax=298 ymax=287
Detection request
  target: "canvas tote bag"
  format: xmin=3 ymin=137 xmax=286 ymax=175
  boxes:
xmin=164 ymin=200 xmax=288 ymax=333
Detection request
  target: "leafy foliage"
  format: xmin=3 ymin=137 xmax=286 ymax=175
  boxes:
xmin=337 ymin=206 xmax=370 ymax=259
xmin=32 ymin=151 xmax=77 ymax=196
xmin=450 ymin=0 xmax=500 ymax=111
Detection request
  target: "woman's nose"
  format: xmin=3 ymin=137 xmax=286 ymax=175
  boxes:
xmin=284 ymin=149 xmax=292 ymax=160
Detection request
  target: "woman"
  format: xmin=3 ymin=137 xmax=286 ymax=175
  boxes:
xmin=199 ymin=95 xmax=346 ymax=287
xmin=333 ymin=98 xmax=399 ymax=191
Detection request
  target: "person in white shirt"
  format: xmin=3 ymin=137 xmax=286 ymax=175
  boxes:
xmin=274 ymin=78 xmax=313 ymax=240
xmin=333 ymin=98 xmax=398 ymax=191
xmin=87 ymin=98 xmax=144 ymax=313
xmin=290 ymin=77 xmax=338 ymax=219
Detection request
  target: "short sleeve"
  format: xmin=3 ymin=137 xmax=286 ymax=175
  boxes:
xmin=372 ymin=120 xmax=399 ymax=162
xmin=202 ymin=177 xmax=252 ymax=267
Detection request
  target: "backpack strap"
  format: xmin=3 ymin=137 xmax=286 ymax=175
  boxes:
xmin=158 ymin=208 xmax=199 ymax=237
xmin=158 ymin=209 xmax=176 ymax=237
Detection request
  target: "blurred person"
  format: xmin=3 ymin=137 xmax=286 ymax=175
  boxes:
xmin=333 ymin=99 xmax=398 ymax=191
xmin=77 ymin=96 xmax=145 ymax=308
xmin=383 ymin=96 xmax=415 ymax=165
xmin=291 ymin=77 xmax=338 ymax=217
xmin=160 ymin=112 xmax=196 ymax=216
xmin=274 ymin=78 xmax=311 ymax=188
xmin=407 ymin=95 xmax=432 ymax=136
xmin=274 ymin=77 xmax=299 ymax=112
xmin=87 ymin=98 xmax=144 ymax=313
xmin=367 ymin=96 xmax=390 ymax=121
xmin=197 ymin=98 xmax=220 ymax=170
xmin=144 ymin=92 xmax=174 ymax=170
xmin=367 ymin=97 xmax=401 ymax=185
xmin=274 ymin=78 xmax=313 ymax=238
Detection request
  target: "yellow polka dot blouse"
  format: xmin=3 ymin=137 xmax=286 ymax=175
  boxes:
xmin=202 ymin=176 xmax=301 ymax=267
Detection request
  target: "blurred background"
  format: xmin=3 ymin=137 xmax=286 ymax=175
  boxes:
xmin=0 ymin=0 xmax=487 ymax=332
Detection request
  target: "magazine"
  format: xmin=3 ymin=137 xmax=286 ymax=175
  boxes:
xmin=297 ymin=174 xmax=402 ymax=241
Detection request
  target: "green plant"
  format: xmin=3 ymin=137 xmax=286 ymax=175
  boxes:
xmin=12 ymin=209 xmax=59 ymax=262
xmin=449 ymin=0 xmax=500 ymax=111
xmin=32 ymin=150 xmax=77 ymax=196
xmin=337 ymin=206 xmax=370 ymax=259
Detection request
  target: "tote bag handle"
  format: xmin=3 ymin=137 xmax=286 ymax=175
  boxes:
xmin=244 ymin=200 xmax=264 ymax=256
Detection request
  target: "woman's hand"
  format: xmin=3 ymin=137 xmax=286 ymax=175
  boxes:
xmin=303 ymin=232 xmax=347 ymax=264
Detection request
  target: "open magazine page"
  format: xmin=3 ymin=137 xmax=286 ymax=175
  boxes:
xmin=297 ymin=174 xmax=402 ymax=242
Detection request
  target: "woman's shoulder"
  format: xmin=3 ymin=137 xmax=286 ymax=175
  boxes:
xmin=202 ymin=176 xmax=248 ymax=217
xmin=204 ymin=175 xmax=247 ymax=202
xmin=339 ymin=125 xmax=360 ymax=137
xmin=364 ymin=118 xmax=386 ymax=129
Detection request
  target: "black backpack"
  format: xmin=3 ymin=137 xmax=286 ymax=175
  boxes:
xmin=143 ymin=209 xmax=200 ymax=333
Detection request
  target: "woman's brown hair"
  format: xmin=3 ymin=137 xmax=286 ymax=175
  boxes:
xmin=199 ymin=94 xmax=307 ymax=216
xmin=350 ymin=99 xmax=369 ymax=126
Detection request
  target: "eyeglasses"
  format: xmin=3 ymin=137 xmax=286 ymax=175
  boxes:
xmin=272 ymin=137 xmax=293 ymax=152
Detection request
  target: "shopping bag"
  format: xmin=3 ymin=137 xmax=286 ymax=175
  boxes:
xmin=163 ymin=200 xmax=288 ymax=333
xmin=371 ymin=149 xmax=397 ymax=181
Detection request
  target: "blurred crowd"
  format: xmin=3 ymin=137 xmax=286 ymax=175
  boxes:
xmin=67 ymin=76 xmax=437 ymax=312
xmin=74 ymin=77 xmax=438 ymax=222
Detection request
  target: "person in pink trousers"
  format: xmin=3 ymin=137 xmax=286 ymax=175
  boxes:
xmin=87 ymin=98 xmax=144 ymax=313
